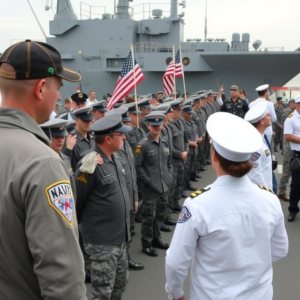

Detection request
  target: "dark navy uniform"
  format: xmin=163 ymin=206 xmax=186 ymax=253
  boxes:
xmin=220 ymin=97 xmax=249 ymax=118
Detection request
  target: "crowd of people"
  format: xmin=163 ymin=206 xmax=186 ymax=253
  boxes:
xmin=0 ymin=40 xmax=299 ymax=300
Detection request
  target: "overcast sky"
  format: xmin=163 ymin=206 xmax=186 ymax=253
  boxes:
xmin=0 ymin=0 xmax=300 ymax=52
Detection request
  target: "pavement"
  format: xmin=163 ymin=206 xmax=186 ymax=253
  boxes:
xmin=86 ymin=149 xmax=300 ymax=300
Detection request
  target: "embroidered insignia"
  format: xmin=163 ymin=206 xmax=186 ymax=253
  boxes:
xmin=190 ymin=187 xmax=211 ymax=199
xmin=155 ymin=117 xmax=159 ymax=121
xmin=257 ymin=184 xmax=275 ymax=194
xmin=265 ymin=149 xmax=270 ymax=156
xmin=45 ymin=181 xmax=74 ymax=226
xmin=59 ymin=124 xmax=66 ymax=130
xmin=250 ymin=152 xmax=261 ymax=162
xmin=137 ymin=145 xmax=142 ymax=148
xmin=253 ymin=163 xmax=258 ymax=168
xmin=178 ymin=206 xmax=192 ymax=223
xmin=135 ymin=148 xmax=141 ymax=154
xmin=77 ymin=173 xmax=87 ymax=184
xmin=78 ymin=93 xmax=83 ymax=98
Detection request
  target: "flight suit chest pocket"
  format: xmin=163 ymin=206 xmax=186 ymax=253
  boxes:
xmin=146 ymin=151 xmax=158 ymax=165
xmin=101 ymin=175 xmax=117 ymax=185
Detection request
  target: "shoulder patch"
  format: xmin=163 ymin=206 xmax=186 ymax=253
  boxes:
xmin=77 ymin=173 xmax=87 ymax=184
xmin=190 ymin=187 xmax=211 ymax=199
xmin=45 ymin=181 xmax=74 ymax=226
xmin=250 ymin=152 xmax=261 ymax=162
xmin=257 ymin=184 xmax=275 ymax=194
xmin=178 ymin=206 xmax=192 ymax=223
xmin=288 ymin=113 xmax=293 ymax=118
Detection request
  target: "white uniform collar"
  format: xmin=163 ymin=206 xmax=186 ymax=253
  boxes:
xmin=212 ymin=175 xmax=252 ymax=186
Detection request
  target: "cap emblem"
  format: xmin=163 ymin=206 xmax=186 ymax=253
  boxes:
xmin=78 ymin=93 xmax=83 ymax=98
xmin=155 ymin=117 xmax=159 ymax=121
xmin=48 ymin=67 xmax=55 ymax=75
xmin=59 ymin=125 xmax=66 ymax=130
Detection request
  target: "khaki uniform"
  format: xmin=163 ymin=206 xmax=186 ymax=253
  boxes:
xmin=0 ymin=108 xmax=86 ymax=300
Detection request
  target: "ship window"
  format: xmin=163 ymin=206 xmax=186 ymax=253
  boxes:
xmin=182 ymin=57 xmax=190 ymax=66
xmin=166 ymin=57 xmax=172 ymax=65
xmin=107 ymin=58 xmax=126 ymax=68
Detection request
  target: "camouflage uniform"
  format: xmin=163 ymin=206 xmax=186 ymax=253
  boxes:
xmin=278 ymin=107 xmax=295 ymax=195
xmin=85 ymin=243 xmax=128 ymax=300
xmin=273 ymin=104 xmax=284 ymax=150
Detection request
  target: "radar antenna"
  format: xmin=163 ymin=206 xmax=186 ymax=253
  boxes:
xmin=204 ymin=0 xmax=208 ymax=42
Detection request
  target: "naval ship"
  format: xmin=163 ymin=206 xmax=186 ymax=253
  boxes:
xmin=44 ymin=0 xmax=300 ymax=100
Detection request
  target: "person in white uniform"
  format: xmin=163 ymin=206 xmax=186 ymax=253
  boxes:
xmin=284 ymin=94 xmax=300 ymax=222
xmin=245 ymin=102 xmax=273 ymax=189
xmin=165 ymin=112 xmax=288 ymax=300
xmin=249 ymin=84 xmax=277 ymax=144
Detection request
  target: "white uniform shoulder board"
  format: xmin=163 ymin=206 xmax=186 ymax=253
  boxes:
xmin=288 ymin=113 xmax=293 ymax=118
xmin=190 ymin=187 xmax=211 ymax=199
xmin=257 ymin=184 xmax=275 ymax=194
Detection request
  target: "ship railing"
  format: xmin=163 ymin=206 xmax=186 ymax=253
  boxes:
xmin=131 ymin=3 xmax=170 ymax=20
xmin=258 ymin=47 xmax=285 ymax=52
xmin=80 ymin=2 xmax=106 ymax=20
xmin=135 ymin=42 xmax=198 ymax=53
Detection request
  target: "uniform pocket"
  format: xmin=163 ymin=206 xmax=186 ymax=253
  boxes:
xmin=101 ymin=175 xmax=117 ymax=185
xmin=145 ymin=151 xmax=157 ymax=165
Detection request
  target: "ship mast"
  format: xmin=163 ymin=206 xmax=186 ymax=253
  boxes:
xmin=55 ymin=0 xmax=77 ymax=20
xmin=170 ymin=0 xmax=178 ymax=18
xmin=204 ymin=0 xmax=208 ymax=41
xmin=116 ymin=0 xmax=131 ymax=19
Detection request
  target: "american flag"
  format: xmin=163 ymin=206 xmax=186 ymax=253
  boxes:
xmin=107 ymin=51 xmax=145 ymax=110
xmin=175 ymin=49 xmax=183 ymax=78
xmin=163 ymin=59 xmax=175 ymax=97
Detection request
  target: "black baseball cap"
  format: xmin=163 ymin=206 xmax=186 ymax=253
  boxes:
xmin=0 ymin=40 xmax=81 ymax=82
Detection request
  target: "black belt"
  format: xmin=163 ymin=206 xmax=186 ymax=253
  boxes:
xmin=294 ymin=150 xmax=300 ymax=154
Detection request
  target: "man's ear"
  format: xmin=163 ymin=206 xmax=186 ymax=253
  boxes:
xmin=34 ymin=79 xmax=46 ymax=100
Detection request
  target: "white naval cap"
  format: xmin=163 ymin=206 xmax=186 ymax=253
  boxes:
xmin=244 ymin=102 xmax=268 ymax=123
xmin=207 ymin=112 xmax=262 ymax=162
xmin=255 ymin=84 xmax=269 ymax=92
xmin=295 ymin=94 xmax=300 ymax=103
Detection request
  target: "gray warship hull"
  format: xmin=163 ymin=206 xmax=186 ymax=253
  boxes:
xmin=47 ymin=1 xmax=300 ymax=100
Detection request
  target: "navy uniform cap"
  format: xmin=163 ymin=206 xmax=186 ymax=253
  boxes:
xmin=184 ymin=99 xmax=195 ymax=106
xmin=71 ymin=92 xmax=88 ymax=103
xmin=90 ymin=113 xmax=132 ymax=135
xmin=182 ymin=105 xmax=193 ymax=113
xmin=200 ymin=93 xmax=207 ymax=99
xmin=163 ymin=96 xmax=174 ymax=103
xmin=73 ymin=106 xmax=94 ymax=121
xmin=122 ymin=102 xmax=142 ymax=115
xmin=90 ymin=100 xmax=107 ymax=112
xmin=153 ymin=104 xmax=173 ymax=114
xmin=40 ymin=119 xmax=68 ymax=138
xmin=169 ymin=100 xmax=183 ymax=110
xmin=145 ymin=112 xmax=165 ymax=126
xmin=105 ymin=106 xmax=131 ymax=123
xmin=138 ymin=97 xmax=151 ymax=108
xmin=67 ymin=120 xmax=76 ymax=133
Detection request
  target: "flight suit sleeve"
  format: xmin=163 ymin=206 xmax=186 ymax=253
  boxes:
xmin=134 ymin=143 xmax=152 ymax=185
xmin=165 ymin=199 xmax=199 ymax=299
xmin=247 ymin=152 xmax=267 ymax=187
xmin=17 ymin=158 xmax=87 ymax=300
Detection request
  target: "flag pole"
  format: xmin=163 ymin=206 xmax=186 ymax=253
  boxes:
xmin=131 ymin=44 xmax=139 ymax=128
xmin=179 ymin=43 xmax=187 ymax=100
xmin=173 ymin=45 xmax=177 ymax=100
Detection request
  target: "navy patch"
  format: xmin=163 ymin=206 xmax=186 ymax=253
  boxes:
xmin=178 ymin=206 xmax=192 ymax=223
xmin=46 ymin=181 xmax=74 ymax=226
xmin=250 ymin=152 xmax=260 ymax=162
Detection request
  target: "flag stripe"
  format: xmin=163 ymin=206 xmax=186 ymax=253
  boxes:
xmin=163 ymin=59 xmax=175 ymax=96
xmin=107 ymin=51 xmax=145 ymax=110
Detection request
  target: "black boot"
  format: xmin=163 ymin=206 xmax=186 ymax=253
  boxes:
xmin=190 ymin=172 xmax=198 ymax=182
xmin=186 ymin=181 xmax=197 ymax=191
xmin=128 ymin=256 xmax=144 ymax=271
